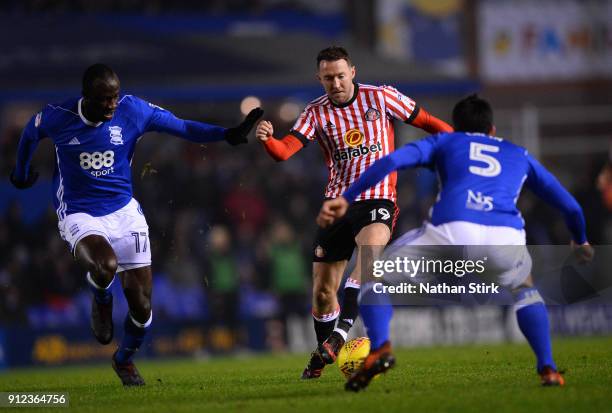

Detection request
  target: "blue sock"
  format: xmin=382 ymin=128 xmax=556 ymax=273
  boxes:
xmin=515 ymin=288 xmax=556 ymax=372
xmin=359 ymin=283 xmax=393 ymax=350
xmin=87 ymin=272 xmax=114 ymax=305
xmin=115 ymin=312 xmax=151 ymax=364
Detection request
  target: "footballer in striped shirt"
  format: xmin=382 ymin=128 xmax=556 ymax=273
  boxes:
xmin=255 ymin=46 xmax=453 ymax=379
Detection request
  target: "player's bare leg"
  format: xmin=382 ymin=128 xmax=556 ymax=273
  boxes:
xmin=513 ymin=275 xmax=564 ymax=386
xmin=112 ymin=266 xmax=153 ymax=386
xmin=321 ymin=223 xmax=390 ymax=364
xmin=76 ymin=235 xmax=117 ymax=345
xmin=301 ymin=260 xmax=346 ymax=379
xmin=120 ymin=266 xmax=152 ymax=326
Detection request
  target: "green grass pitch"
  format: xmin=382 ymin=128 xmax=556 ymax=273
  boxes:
xmin=1 ymin=336 xmax=610 ymax=412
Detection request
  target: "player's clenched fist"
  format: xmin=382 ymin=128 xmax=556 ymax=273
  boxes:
xmin=317 ymin=196 xmax=349 ymax=228
xmin=256 ymin=120 xmax=274 ymax=142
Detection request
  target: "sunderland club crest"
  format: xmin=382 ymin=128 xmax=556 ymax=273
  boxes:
xmin=109 ymin=126 xmax=124 ymax=145
xmin=364 ymin=107 xmax=380 ymax=121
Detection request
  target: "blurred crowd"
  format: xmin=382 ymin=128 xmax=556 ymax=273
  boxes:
xmin=0 ymin=0 xmax=336 ymax=14
xmin=1 ymin=103 xmax=610 ymax=332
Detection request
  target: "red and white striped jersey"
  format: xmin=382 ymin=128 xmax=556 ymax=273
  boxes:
xmin=289 ymin=83 xmax=418 ymax=202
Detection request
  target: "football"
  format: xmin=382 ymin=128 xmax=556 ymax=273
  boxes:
xmin=337 ymin=337 xmax=371 ymax=378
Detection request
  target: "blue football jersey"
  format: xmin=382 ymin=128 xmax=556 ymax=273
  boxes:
xmin=343 ymin=132 xmax=586 ymax=243
xmin=414 ymin=132 xmax=530 ymax=228
xmin=15 ymin=95 xmax=226 ymax=218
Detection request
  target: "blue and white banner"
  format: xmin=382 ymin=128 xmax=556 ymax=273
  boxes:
xmin=478 ymin=0 xmax=612 ymax=82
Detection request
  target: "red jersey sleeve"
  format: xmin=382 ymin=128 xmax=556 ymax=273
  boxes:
xmin=262 ymin=135 xmax=304 ymax=161
xmin=409 ymin=107 xmax=453 ymax=134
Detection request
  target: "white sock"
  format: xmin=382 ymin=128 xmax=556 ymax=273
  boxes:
xmin=333 ymin=327 xmax=348 ymax=341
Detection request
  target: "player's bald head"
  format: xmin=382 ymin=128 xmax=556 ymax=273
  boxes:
xmin=452 ymin=94 xmax=494 ymax=134
xmin=82 ymin=63 xmax=120 ymax=98
xmin=81 ymin=63 xmax=120 ymax=122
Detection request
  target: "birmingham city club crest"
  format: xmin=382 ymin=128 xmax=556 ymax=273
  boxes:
xmin=109 ymin=126 xmax=124 ymax=145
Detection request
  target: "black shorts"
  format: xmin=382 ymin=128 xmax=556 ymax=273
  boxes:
xmin=312 ymin=199 xmax=398 ymax=263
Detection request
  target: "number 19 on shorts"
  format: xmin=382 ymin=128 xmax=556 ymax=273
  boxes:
xmin=370 ymin=208 xmax=391 ymax=221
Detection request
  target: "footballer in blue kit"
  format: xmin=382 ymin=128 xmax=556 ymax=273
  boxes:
xmin=10 ymin=64 xmax=263 ymax=386
xmin=318 ymin=95 xmax=594 ymax=391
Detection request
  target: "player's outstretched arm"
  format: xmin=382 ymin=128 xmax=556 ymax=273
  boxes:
xmin=315 ymin=134 xmax=438 ymax=227
xmin=256 ymin=120 xmax=304 ymax=161
xmin=342 ymin=141 xmax=432 ymax=203
xmin=10 ymin=113 xmax=43 ymax=189
xmin=317 ymin=197 xmax=349 ymax=228
xmin=526 ymin=154 xmax=594 ymax=262
xmin=408 ymin=107 xmax=453 ymax=134
xmin=147 ymin=104 xmax=263 ymax=145
xmin=526 ymin=154 xmax=589 ymax=246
